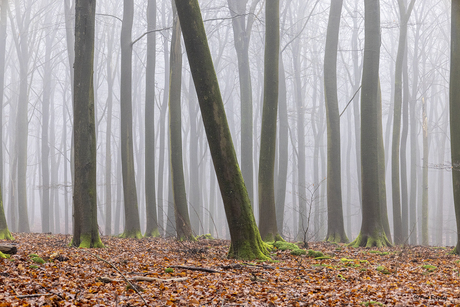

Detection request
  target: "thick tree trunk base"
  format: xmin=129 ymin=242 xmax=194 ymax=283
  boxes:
xmin=228 ymin=238 xmax=271 ymax=260
xmin=349 ymin=231 xmax=391 ymax=248
xmin=262 ymin=233 xmax=284 ymax=243
xmin=0 ymin=228 xmax=14 ymax=240
xmin=120 ymin=230 xmax=143 ymax=239
xmin=71 ymin=234 xmax=104 ymax=248
xmin=144 ymin=228 xmax=160 ymax=238
xmin=326 ymin=231 xmax=349 ymax=244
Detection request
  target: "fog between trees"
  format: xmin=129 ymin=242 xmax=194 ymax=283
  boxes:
xmin=0 ymin=0 xmax=456 ymax=249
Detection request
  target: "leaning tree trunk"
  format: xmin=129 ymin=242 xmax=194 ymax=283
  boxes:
xmin=174 ymin=0 xmax=269 ymax=259
xmin=324 ymin=0 xmax=348 ymax=243
xmin=120 ymin=0 xmax=141 ymax=238
xmin=72 ymin=0 xmax=103 ymax=248
xmin=451 ymin=0 xmax=460 ymax=249
xmin=351 ymin=0 xmax=391 ymax=248
xmin=258 ymin=0 xmax=282 ymax=242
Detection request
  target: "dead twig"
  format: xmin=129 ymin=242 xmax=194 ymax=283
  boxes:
xmin=170 ymin=265 xmax=220 ymax=273
xmin=98 ymin=276 xmax=188 ymax=283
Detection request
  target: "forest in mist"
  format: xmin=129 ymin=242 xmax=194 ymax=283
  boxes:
xmin=0 ymin=0 xmax=454 ymax=247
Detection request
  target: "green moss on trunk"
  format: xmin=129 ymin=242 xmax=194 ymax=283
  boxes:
xmin=72 ymin=233 xmax=104 ymax=248
xmin=120 ymin=230 xmax=143 ymax=239
xmin=144 ymin=229 xmax=160 ymax=238
xmin=326 ymin=232 xmax=348 ymax=244
xmin=0 ymin=227 xmax=13 ymax=240
xmin=349 ymin=231 xmax=392 ymax=248
xmin=228 ymin=239 xmax=270 ymax=260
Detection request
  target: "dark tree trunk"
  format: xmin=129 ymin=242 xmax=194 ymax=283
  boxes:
xmin=174 ymin=0 xmax=269 ymax=259
xmin=145 ymin=0 xmax=159 ymax=238
xmin=324 ymin=0 xmax=347 ymax=243
xmin=258 ymin=0 xmax=282 ymax=242
xmin=72 ymin=0 xmax=103 ymax=248
xmin=120 ymin=0 xmax=141 ymax=238
xmin=351 ymin=0 xmax=391 ymax=248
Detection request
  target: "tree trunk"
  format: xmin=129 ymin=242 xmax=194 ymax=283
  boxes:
xmin=227 ymin=0 xmax=257 ymax=206
xmin=120 ymin=0 xmax=141 ymax=238
xmin=324 ymin=0 xmax=347 ymax=243
xmin=275 ymin=52 xmax=288 ymax=236
xmin=422 ymin=97 xmax=429 ymax=245
xmin=72 ymin=0 xmax=103 ymax=248
xmin=0 ymin=0 xmax=11 ymax=240
xmin=391 ymin=0 xmax=415 ymax=245
xmin=174 ymin=0 xmax=269 ymax=259
xmin=351 ymin=0 xmax=391 ymax=248
xmin=144 ymin=0 xmax=159 ymax=238
xmin=258 ymin=0 xmax=282 ymax=242
xmin=168 ymin=4 xmax=193 ymax=240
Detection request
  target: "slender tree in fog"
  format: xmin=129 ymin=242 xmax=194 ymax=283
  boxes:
xmin=227 ymin=0 xmax=259 ymax=206
xmin=120 ymin=0 xmax=141 ymax=238
xmin=169 ymin=2 xmax=193 ymax=240
xmin=174 ymin=0 xmax=269 ymax=259
xmin=0 ymin=0 xmax=11 ymax=240
xmin=451 ymin=0 xmax=460 ymax=254
xmin=258 ymin=0 xmax=282 ymax=242
xmin=72 ymin=0 xmax=103 ymax=248
xmin=324 ymin=0 xmax=347 ymax=243
xmin=144 ymin=0 xmax=160 ymax=238
xmin=351 ymin=0 xmax=391 ymax=247
xmin=391 ymin=0 xmax=415 ymax=245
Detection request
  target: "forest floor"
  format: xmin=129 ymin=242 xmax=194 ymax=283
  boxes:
xmin=1 ymin=233 xmax=460 ymax=306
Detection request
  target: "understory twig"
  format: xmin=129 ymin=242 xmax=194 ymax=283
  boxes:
xmin=170 ymin=265 xmax=220 ymax=273
xmin=98 ymin=276 xmax=188 ymax=283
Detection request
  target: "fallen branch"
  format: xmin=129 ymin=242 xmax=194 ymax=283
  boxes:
xmin=170 ymin=265 xmax=220 ymax=273
xmin=0 ymin=244 xmax=17 ymax=255
xmin=98 ymin=276 xmax=188 ymax=283
xmin=15 ymin=293 xmax=54 ymax=299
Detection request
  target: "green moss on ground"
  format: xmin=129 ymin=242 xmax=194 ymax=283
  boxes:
xmin=290 ymin=249 xmax=307 ymax=256
xmin=31 ymin=257 xmax=45 ymax=264
xmin=307 ymin=250 xmax=324 ymax=258
xmin=0 ymin=251 xmax=7 ymax=259
xmin=0 ymin=228 xmax=14 ymax=240
xmin=196 ymin=233 xmax=214 ymax=240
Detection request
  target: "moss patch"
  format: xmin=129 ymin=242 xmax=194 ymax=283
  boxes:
xmin=75 ymin=233 xmax=105 ymax=248
xmin=144 ymin=229 xmax=160 ymax=238
xmin=31 ymin=257 xmax=45 ymax=264
xmin=349 ymin=231 xmax=392 ymax=248
xmin=196 ymin=233 xmax=214 ymax=240
xmin=0 ymin=251 xmax=7 ymax=259
xmin=120 ymin=229 xmax=143 ymax=239
xmin=307 ymin=250 xmax=324 ymax=258
xmin=290 ymin=249 xmax=306 ymax=256
xmin=0 ymin=228 xmax=14 ymax=240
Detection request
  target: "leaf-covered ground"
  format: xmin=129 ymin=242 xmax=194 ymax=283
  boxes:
xmin=1 ymin=234 xmax=460 ymax=306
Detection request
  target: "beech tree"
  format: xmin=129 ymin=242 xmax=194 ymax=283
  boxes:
xmin=174 ymin=0 xmax=269 ymax=259
xmin=451 ymin=0 xmax=460 ymax=254
xmin=351 ymin=0 xmax=391 ymax=248
xmin=72 ymin=0 xmax=103 ymax=248
xmin=258 ymin=0 xmax=282 ymax=242
xmin=120 ymin=0 xmax=141 ymax=238
xmin=324 ymin=0 xmax=348 ymax=243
